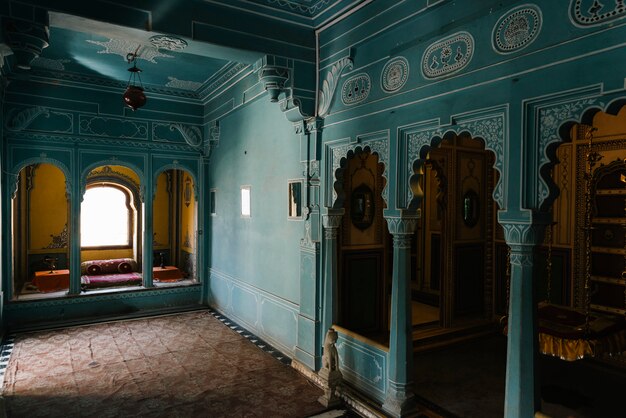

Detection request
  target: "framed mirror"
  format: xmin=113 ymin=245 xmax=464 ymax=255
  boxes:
xmin=351 ymin=184 xmax=375 ymax=230
xmin=462 ymin=189 xmax=480 ymax=227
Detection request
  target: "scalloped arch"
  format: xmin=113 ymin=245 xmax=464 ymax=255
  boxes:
xmin=81 ymin=160 xmax=145 ymax=203
xmin=331 ymin=144 xmax=388 ymax=210
xmin=10 ymin=157 xmax=72 ymax=199
xmin=535 ymin=97 xmax=626 ymax=212
xmin=152 ymin=164 xmax=199 ymax=202
xmin=407 ymin=127 xmax=503 ymax=210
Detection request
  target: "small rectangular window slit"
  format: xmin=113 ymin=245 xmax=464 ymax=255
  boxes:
xmin=210 ymin=189 xmax=217 ymax=216
xmin=241 ymin=186 xmax=251 ymax=217
xmin=288 ymin=180 xmax=302 ymax=219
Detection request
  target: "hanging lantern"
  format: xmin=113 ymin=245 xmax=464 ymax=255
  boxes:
xmin=123 ymin=50 xmax=146 ymax=111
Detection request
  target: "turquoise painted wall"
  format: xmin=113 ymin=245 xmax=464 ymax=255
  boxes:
xmin=311 ymin=0 xmax=626 ymax=409
xmin=209 ymin=95 xmax=304 ymax=356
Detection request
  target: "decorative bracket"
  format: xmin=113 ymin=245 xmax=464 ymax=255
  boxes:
xmin=169 ymin=123 xmax=202 ymax=148
xmin=6 ymin=106 xmax=50 ymax=131
xmin=258 ymin=64 xmax=289 ymax=102
xmin=3 ymin=14 xmax=50 ymax=70
xmin=317 ymin=55 xmax=354 ymax=119
xmin=257 ymin=56 xmax=317 ymax=128
xmin=205 ymin=120 xmax=220 ymax=159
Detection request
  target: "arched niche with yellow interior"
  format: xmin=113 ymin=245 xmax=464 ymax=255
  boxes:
xmin=12 ymin=162 xmax=70 ymax=298
xmin=152 ymin=168 xmax=198 ymax=286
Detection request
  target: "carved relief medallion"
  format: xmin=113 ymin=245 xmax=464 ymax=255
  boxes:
xmin=341 ymin=73 xmax=371 ymax=105
xmin=421 ymin=32 xmax=474 ymax=79
xmin=381 ymin=56 xmax=409 ymax=93
xmin=493 ymin=4 xmax=542 ymax=54
xmin=570 ymin=0 xmax=626 ymax=27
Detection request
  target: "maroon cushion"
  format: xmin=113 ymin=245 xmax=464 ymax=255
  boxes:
xmin=81 ymin=258 xmax=137 ymax=275
xmin=87 ymin=264 xmax=101 ymax=275
xmin=81 ymin=273 xmax=142 ymax=287
xmin=118 ymin=262 xmax=132 ymax=273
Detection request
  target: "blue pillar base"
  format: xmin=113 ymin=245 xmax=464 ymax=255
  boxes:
xmin=382 ymin=384 xmax=417 ymax=418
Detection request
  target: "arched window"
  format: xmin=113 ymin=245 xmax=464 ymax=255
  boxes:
xmin=81 ymin=184 xmax=134 ymax=248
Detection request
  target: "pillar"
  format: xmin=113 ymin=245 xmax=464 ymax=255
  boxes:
xmin=68 ymin=154 xmax=82 ymax=295
xmin=295 ymin=118 xmax=323 ymax=369
xmin=382 ymin=215 xmax=419 ymax=417
xmin=142 ymin=165 xmax=154 ymax=288
xmin=503 ymin=222 xmax=542 ymax=418
xmin=321 ymin=210 xmax=343 ymax=335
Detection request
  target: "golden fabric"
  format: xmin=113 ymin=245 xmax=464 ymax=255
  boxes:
xmin=537 ymin=302 xmax=626 ymax=361
xmin=539 ymin=329 xmax=626 ymax=361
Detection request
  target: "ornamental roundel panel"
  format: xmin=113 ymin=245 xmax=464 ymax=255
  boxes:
xmin=149 ymin=35 xmax=188 ymax=51
xmin=381 ymin=56 xmax=409 ymax=93
xmin=569 ymin=0 xmax=626 ymax=27
xmin=341 ymin=73 xmax=371 ymax=105
xmin=421 ymin=32 xmax=474 ymax=79
xmin=492 ymin=4 xmax=542 ymax=54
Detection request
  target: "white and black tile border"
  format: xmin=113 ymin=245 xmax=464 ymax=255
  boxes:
xmin=207 ymin=308 xmax=292 ymax=366
xmin=0 ymin=335 xmax=16 ymax=390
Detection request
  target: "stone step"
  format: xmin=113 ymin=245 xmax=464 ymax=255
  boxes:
xmin=413 ymin=321 xmax=499 ymax=353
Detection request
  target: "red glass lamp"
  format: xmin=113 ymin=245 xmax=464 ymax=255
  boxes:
xmin=123 ymin=50 xmax=146 ymax=111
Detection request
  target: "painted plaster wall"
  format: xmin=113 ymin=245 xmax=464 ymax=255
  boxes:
xmin=209 ymin=96 xmax=303 ymax=356
xmin=312 ymin=0 xmax=626 ymax=406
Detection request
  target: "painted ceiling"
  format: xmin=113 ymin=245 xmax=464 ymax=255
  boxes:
xmin=243 ymin=0 xmax=340 ymax=17
xmin=6 ymin=0 xmax=366 ymax=100
xmin=211 ymin=0 xmax=365 ymax=25
xmin=32 ymin=27 xmax=231 ymax=94
xmin=18 ymin=12 xmax=265 ymax=99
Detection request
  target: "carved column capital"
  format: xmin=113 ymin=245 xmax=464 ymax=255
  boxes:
xmin=501 ymin=221 xmax=546 ymax=247
xmin=322 ymin=212 xmax=344 ymax=229
xmin=385 ymin=216 xmax=419 ymax=236
xmin=322 ymin=211 xmax=343 ymax=240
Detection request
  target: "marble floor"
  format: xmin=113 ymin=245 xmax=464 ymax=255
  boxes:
xmin=1 ymin=310 xmax=327 ymax=417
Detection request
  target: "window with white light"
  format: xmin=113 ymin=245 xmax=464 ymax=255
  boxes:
xmin=81 ymin=185 xmax=133 ymax=247
xmin=241 ymin=186 xmax=251 ymax=217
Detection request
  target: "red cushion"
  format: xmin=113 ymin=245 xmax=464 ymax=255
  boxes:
xmin=87 ymin=264 xmax=101 ymax=275
xmin=81 ymin=273 xmax=142 ymax=287
xmin=118 ymin=262 xmax=132 ymax=273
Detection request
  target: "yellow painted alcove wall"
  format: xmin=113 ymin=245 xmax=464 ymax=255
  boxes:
xmin=28 ymin=163 xmax=68 ymax=251
xmin=180 ymin=173 xmax=196 ymax=278
xmin=153 ymin=171 xmax=170 ymax=250
xmin=153 ymin=169 xmax=195 ymax=277
xmin=180 ymin=173 xmax=196 ymax=254
xmin=12 ymin=163 xmax=69 ymax=293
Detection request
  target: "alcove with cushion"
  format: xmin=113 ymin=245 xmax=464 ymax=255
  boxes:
xmin=80 ymin=258 xmax=142 ymax=290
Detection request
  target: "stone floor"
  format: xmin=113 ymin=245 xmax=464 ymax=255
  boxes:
xmin=414 ymin=334 xmax=626 ymax=418
xmin=1 ymin=310 xmax=327 ymax=417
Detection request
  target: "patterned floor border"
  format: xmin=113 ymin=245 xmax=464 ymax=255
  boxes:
xmin=207 ymin=308 xmax=292 ymax=366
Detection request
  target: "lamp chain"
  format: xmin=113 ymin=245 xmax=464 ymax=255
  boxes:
xmin=546 ymin=222 xmax=553 ymax=304
xmin=584 ymin=127 xmax=601 ymax=334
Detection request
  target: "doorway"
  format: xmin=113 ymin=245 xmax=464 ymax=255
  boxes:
xmin=412 ymin=133 xmax=498 ymax=340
